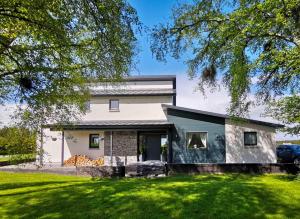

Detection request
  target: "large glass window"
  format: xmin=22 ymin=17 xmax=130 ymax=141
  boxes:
xmin=186 ymin=132 xmax=207 ymax=149
xmin=244 ymin=132 xmax=257 ymax=146
xmin=89 ymin=134 xmax=99 ymax=149
xmin=109 ymin=99 xmax=119 ymax=111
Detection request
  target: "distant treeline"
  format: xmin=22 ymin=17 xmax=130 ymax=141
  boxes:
xmin=276 ymin=140 xmax=300 ymax=145
xmin=0 ymin=126 xmax=36 ymax=155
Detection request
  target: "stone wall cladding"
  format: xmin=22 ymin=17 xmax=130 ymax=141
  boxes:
xmin=104 ymin=131 xmax=137 ymax=156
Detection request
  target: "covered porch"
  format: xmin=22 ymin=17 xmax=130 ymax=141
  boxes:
xmin=48 ymin=120 xmax=174 ymax=166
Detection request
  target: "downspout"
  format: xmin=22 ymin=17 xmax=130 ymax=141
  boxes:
xmin=61 ymin=131 xmax=64 ymax=166
xmin=167 ymin=127 xmax=173 ymax=163
xmin=110 ymin=131 xmax=113 ymax=166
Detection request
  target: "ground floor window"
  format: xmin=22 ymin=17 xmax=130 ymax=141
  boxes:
xmin=244 ymin=132 xmax=257 ymax=146
xmin=186 ymin=132 xmax=207 ymax=149
xmin=89 ymin=134 xmax=100 ymax=149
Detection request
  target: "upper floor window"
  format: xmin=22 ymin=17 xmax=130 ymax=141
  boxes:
xmin=186 ymin=132 xmax=207 ymax=149
xmin=244 ymin=132 xmax=257 ymax=147
xmin=109 ymin=99 xmax=119 ymax=111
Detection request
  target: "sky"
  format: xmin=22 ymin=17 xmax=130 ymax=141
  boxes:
xmin=129 ymin=0 xmax=188 ymax=75
xmin=0 ymin=0 xmax=297 ymax=140
xmin=128 ymin=0 xmax=295 ymax=140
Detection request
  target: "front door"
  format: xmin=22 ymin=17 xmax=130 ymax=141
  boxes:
xmin=145 ymin=134 xmax=161 ymax=160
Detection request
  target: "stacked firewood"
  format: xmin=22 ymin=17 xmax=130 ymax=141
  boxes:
xmin=64 ymin=155 xmax=104 ymax=166
xmin=91 ymin=158 xmax=104 ymax=166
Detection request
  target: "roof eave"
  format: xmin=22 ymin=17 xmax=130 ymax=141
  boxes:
xmin=162 ymin=104 xmax=284 ymax=129
xmin=91 ymin=93 xmax=176 ymax=97
xmin=47 ymin=124 xmax=173 ymax=131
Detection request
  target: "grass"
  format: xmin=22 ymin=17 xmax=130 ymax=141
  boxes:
xmin=0 ymin=172 xmax=299 ymax=219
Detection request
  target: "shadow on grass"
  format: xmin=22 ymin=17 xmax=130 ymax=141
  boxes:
xmin=1 ymin=174 xmax=299 ymax=218
xmin=272 ymin=174 xmax=300 ymax=182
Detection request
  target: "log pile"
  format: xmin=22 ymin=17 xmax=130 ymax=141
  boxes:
xmin=64 ymin=155 xmax=104 ymax=167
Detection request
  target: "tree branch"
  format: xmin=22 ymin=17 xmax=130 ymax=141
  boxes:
xmin=0 ymin=12 xmax=50 ymax=30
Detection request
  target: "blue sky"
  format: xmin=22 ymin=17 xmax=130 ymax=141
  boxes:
xmin=129 ymin=0 xmax=187 ymax=75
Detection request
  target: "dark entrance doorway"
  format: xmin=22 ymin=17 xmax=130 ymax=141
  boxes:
xmin=138 ymin=133 xmax=167 ymax=161
xmin=145 ymin=134 xmax=161 ymax=160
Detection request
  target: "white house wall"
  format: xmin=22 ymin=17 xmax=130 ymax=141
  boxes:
xmin=83 ymin=96 xmax=172 ymax=121
xmin=41 ymin=129 xmax=105 ymax=164
xmin=64 ymin=130 xmax=104 ymax=160
xmin=225 ymin=120 xmax=277 ymax=163
xmin=41 ymin=128 xmax=63 ymax=163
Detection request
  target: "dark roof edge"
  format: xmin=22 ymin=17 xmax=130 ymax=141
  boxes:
xmin=162 ymin=104 xmax=284 ymax=128
xmin=125 ymin=75 xmax=176 ymax=82
xmin=45 ymin=124 xmax=173 ymax=131
xmin=91 ymin=93 xmax=176 ymax=97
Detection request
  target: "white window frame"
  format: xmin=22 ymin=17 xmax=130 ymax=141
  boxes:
xmin=186 ymin=131 xmax=208 ymax=149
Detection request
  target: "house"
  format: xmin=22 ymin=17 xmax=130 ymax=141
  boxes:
xmin=41 ymin=75 xmax=283 ymax=165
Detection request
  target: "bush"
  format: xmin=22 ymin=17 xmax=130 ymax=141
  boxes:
xmin=0 ymin=146 xmax=8 ymax=155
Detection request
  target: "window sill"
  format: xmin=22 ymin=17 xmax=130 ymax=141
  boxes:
xmin=187 ymin=147 xmax=207 ymax=150
xmin=244 ymin=145 xmax=260 ymax=149
xmin=109 ymin=109 xmax=120 ymax=112
xmin=89 ymin=148 xmax=100 ymax=150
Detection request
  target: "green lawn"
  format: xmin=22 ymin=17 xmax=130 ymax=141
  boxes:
xmin=0 ymin=172 xmax=299 ymax=219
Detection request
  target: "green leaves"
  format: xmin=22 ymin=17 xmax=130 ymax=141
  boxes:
xmin=151 ymin=0 xmax=300 ymax=118
xmin=0 ymin=0 xmax=140 ymax=129
xmin=268 ymin=95 xmax=300 ymax=135
xmin=0 ymin=126 xmax=36 ymax=155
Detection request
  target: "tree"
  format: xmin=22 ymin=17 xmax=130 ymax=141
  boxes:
xmin=151 ymin=0 xmax=300 ymax=117
xmin=268 ymin=95 xmax=300 ymax=136
xmin=0 ymin=0 xmax=139 ymax=128
xmin=0 ymin=126 xmax=36 ymax=158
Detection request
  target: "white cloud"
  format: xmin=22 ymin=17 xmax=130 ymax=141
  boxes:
xmin=176 ymin=74 xmax=230 ymax=114
xmin=0 ymin=104 xmax=18 ymax=127
xmin=176 ymin=73 xmax=297 ymax=141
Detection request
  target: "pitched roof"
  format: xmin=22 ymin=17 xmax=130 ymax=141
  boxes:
xmin=90 ymin=89 xmax=176 ymax=96
xmin=162 ymin=104 xmax=284 ymax=128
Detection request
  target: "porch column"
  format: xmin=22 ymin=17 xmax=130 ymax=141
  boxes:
xmin=110 ymin=131 xmax=113 ymax=166
xmin=61 ymin=131 xmax=64 ymax=166
xmin=167 ymin=128 xmax=173 ymax=163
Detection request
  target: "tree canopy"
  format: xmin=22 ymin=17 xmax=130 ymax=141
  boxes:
xmin=0 ymin=126 xmax=36 ymax=155
xmin=151 ymin=0 xmax=300 ymax=117
xmin=0 ymin=0 xmax=139 ymax=128
xmin=268 ymin=95 xmax=300 ymax=135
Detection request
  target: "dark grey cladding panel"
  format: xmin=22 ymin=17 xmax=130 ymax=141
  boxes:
xmin=167 ymin=108 xmax=225 ymax=125
xmin=167 ymin=112 xmax=226 ymax=164
xmin=162 ymin=104 xmax=283 ymax=128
